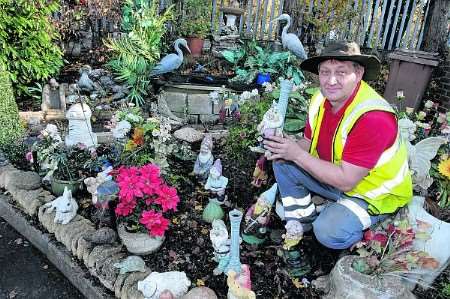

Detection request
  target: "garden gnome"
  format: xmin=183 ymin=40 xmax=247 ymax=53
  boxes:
xmin=251 ymin=155 xmax=268 ymax=187
xmin=193 ymin=134 xmax=214 ymax=182
xmin=255 ymin=101 xmax=283 ymax=156
xmin=205 ymin=159 xmax=228 ymax=204
xmin=227 ymin=264 xmax=256 ymax=299
xmin=77 ymin=65 xmax=95 ymax=92
xmin=210 ymin=219 xmax=230 ymax=263
xmin=65 ymin=102 xmax=97 ymax=148
xmin=242 ymin=183 xmax=277 ymax=245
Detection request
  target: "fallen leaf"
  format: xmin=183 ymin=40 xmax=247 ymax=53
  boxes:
xmin=194 ymin=204 xmax=203 ymax=211
xmin=172 ymin=217 xmax=179 ymax=225
xmin=14 ymin=238 xmax=22 ymax=245
xmin=9 ymin=290 xmax=17 ymax=298
xmin=43 ymin=264 xmax=48 ymax=269
xmin=201 ymin=228 xmax=209 ymax=235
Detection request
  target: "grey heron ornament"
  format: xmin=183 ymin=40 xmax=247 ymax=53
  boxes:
xmin=272 ymin=14 xmax=307 ymax=60
xmin=150 ymin=38 xmax=191 ymax=76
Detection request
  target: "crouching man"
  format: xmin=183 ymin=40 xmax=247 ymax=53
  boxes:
xmin=264 ymin=41 xmax=413 ymax=250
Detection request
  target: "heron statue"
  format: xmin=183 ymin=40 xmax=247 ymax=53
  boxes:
xmin=150 ymin=38 xmax=191 ymax=76
xmin=272 ymin=14 xmax=307 ymax=60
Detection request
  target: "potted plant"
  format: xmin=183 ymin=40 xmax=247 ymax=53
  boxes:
xmin=316 ymin=210 xmax=439 ymax=298
xmin=114 ymin=163 xmax=180 ymax=255
xmin=178 ymin=0 xmax=211 ymax=57
xmin=50 ymin=144 xmax=93 ymax=196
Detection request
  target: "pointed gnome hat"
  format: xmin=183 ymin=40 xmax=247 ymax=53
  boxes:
xmin=201 ymin=134 xmax=213 ymax=151
xmin=212 ymin=159 xmax=222 ymax=175
xmin=261 ymin=183 xmax=278 ymax=206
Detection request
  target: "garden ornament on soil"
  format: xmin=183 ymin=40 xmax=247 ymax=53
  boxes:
xmin=43 ymin=186 xmax=78 ymax=224
xmin=150 ymin=38 xmax=191 ymax=76
xmin=227 ymin=264 xmax=256 ymax=299
xmin=251 ymin=155 xmax=268 ymax=187
xmin=84 ymin=165 xmax=113 ymax=205
xmin=111 ymin=119 xmax=131 ymax=139
xmin=113 ymin=255 xmax=147 ymax=274
xmin=210 ymin=219 xmax=230 ymax=264
xmin=65 ymin=102 xmax=97 ymax=148
xmin=77 ymin=65 xmax=95 ymax=92
xmin=205 ymin=159 xmax=228 ymax=204
xmin=242 ymin=183 xmax=278 ymax=245
xmin=271 ymin=14 xmax=307 ymax=60
xmin=213 ymin=209 xmax=243 ymax=276
xmin=137 ymin=271 xmax=191 ymax=299
xmin=193 ymin=134 xmax=214 ymax=182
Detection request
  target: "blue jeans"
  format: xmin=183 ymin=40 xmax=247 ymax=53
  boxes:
xmin=273 ymin=161 xmax=387 ymax=249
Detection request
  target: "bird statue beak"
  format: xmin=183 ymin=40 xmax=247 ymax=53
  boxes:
xmin=186 ymin=46 xmax=191 ymax=54
xmin=270 ymin=17 xmax=280 ymax=24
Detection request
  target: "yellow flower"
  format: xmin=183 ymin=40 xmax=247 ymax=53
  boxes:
xmin=438 ymin=158 xmax=450 ymax=179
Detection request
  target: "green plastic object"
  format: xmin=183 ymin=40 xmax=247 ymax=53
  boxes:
xmin=202 ymin=199 xmax=224 ymax=223
xmin=51 ymin=178 xmax=83 ymax=196
xmin=242 ymin=232 xmax=266 ymax=245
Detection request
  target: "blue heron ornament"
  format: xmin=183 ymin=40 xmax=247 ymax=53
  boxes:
xmin=272 ymin=14 xmax=307 ymax=60
xmin=150 ymin=38 xmax=191 ymax=76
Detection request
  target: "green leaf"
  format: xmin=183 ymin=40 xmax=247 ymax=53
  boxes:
xmin=305 ymin=87 xmax=319 ymax=95
xmin=284 ymin=118 xmax=305 ymax=133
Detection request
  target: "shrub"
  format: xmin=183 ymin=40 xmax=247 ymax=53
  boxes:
xmin=0 ymin=0 xmax=63 ymax=96
xmin=0 ymin=64 xmax=25 ymax=149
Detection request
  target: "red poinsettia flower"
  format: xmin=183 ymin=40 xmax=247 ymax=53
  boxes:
xmin=140 ymin=210 xmax=170 ymax=236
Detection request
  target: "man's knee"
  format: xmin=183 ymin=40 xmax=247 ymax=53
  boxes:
xmin=312 ymin=204 xmax=363 ymax=249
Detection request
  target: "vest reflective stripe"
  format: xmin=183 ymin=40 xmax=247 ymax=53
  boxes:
xmin=338 ymin=198 xmax=372 ymax=229
xmin=364 ymin=159 xmax=409 ymax=199
xmin=308 ymin=81 xmax=413 ymax=214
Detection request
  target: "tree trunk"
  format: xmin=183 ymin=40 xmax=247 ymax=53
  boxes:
xmin=422 ymin=0 xmax=450 ymax=54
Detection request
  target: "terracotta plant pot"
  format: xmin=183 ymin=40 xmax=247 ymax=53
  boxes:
xmin=51 ymin=178 xmax=83 ymax=196
xmin=117 ymin=223 xmax=165 ymax=255
xmin=186 ymin=37 xmax=204 ymax=57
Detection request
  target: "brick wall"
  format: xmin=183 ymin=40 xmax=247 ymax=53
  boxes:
xmin=437 ymin=50 xmax=450 ymax=109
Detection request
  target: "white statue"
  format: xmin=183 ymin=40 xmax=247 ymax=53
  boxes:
xmin=398 ymin=118 xmax=447 ymax=190
xmin=137 ymin=271 xmax=191 ymax=299
xmin=254 ymin=101 xmax=284 ymax=157
xmin=111 ymin=119 xmax=131 ymax=139
xmin=43 ymin=187 xmax=78 ymax=224
xmin=41 ymin=123 xmax=62 ymax=143
xmin=65 ymin=102 xmax=97 ymax=147
xmin=210 ymin=219 xmax=230 ymax=262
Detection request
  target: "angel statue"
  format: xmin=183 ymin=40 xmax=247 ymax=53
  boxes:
xmin=398 ymin=117 xmax=447 ymax=191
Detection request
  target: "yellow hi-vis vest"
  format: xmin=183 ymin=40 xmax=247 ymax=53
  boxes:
xmin=308 ymin=81 xmax=413 ymax=215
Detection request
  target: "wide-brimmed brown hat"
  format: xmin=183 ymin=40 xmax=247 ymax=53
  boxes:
xmin=300 ymin=41 xmax=380 ymax=81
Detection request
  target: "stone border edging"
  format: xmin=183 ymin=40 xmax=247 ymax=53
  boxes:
xmin=0 ymin=194 xmax=113 ymax=299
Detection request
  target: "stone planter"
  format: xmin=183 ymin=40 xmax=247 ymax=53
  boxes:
xmin=408 ymin=196 xmax=450 ymax=288
xmin=321 ymin=255 xmax=415 ymax=299
xmin=51 ymin=178 xmax=83 ymax=196
xmin=117 ymin=223 xmax=164 ymax=255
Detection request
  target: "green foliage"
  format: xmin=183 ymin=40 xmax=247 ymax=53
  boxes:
xmin=441 ymin=281 xmax=450 ymax=297
xmin=225 ymin=97 xmax=272 ymax=162
xmin=0 ymin=64 xmax=25 ymax=148
xmin=178 ymin=0 xmax=211 ymax=38
xmin=0 ymin=0 xmax=63 ymax=96
xmin=0 ymin=139 xmax=31 ymax=171
xmin=221 ymin=40 xmax=304 ymax=85
xmin=105 ymin=1 xmax=173 ymax=106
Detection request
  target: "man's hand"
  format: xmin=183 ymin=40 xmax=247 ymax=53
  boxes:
xmin=263 ymin=135 xmax=307 ymax=162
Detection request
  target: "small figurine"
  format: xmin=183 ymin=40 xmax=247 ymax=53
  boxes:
xmin=219 ymin=97 xmax=240 ymax=123
xmin=202 ymin=198 xmax=225 ymax=223
xmin=253 ymin=101 xmax=283 ymax=156
xmin=227 ymin=264 xmax=256 ymax=299
xmin=84 ymin=165 xmax=113 ymax=205
xmin=205 ymin=159 xmax=228 ymax=204
xmin=42 ymin=187 xmax=78 ymax=224
xmin=113 ymin=256 xmax=147 ymax=274
xmin=77 ymin=65 xmax=95 ymax=92
xmin=282 ymin=220 xmax=304 ymax=250
xmin=210 ymin=219 xmax=230 ymax=263
xmin=251 ymin=155 xmax=268 ymax=187
xmin=137 ymin=271 xmax=191 ymax=299
xmin=242 ymin=183 xmax=278 ymax=245
xmin=193 ymin=135 xmax=214 ymax=182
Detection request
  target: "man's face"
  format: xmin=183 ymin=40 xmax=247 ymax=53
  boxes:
xmin=318 ymin=60 xmax=364 ymax=108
